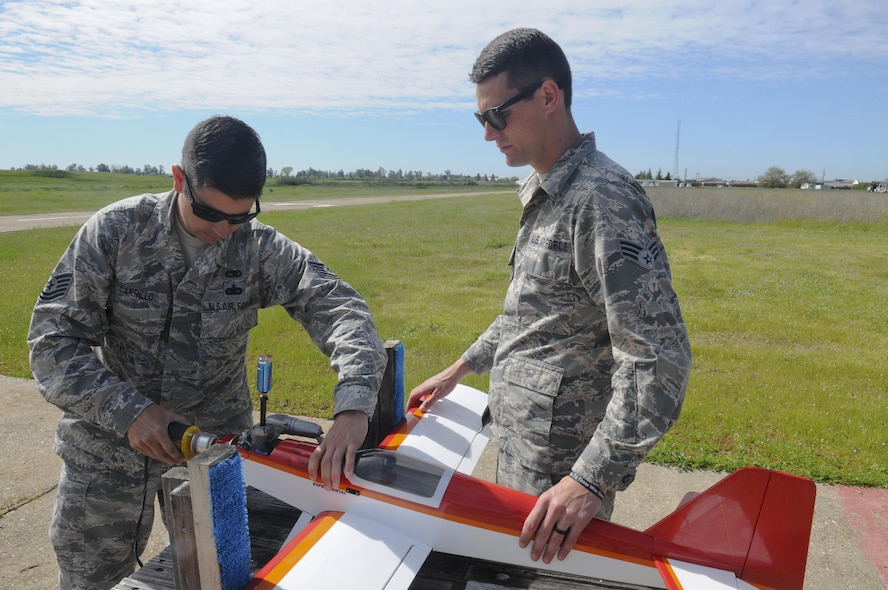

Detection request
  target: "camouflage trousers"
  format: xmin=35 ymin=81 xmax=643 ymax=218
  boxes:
xmin=50 ymin=459 xmax=169 ymax=590
xmin=495 ymin=448 xmax=616 ymax=521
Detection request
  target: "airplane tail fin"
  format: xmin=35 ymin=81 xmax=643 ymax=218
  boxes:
xmin=645 ymin=467 xmax=816 ymax=590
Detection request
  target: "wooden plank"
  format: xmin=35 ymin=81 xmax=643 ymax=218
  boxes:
xmin=161 ymin=465 xmax=199 ymax=590
xmin=187 ymin=445 xmax=237 ymax=590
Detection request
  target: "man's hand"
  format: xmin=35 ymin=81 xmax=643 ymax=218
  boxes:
xmin=127 ymin=403 xmax=190 ymax=465
xmin=308 ymin=410 xmax=368 ymax=490
xmin=407 ymin=359 xmax=472 ymax=412
xmin=518 ymin=476 xmax=602 ymax=563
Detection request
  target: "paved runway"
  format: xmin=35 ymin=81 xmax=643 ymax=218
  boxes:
xmin=0 ymin=190 xmax=513 ymax=233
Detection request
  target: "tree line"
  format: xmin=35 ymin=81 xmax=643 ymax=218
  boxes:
xmin=11 ymin=163 xmax=517 ymax=185
xmin=15 ymin=163 xmax=167 ymax=176
xmin=272 ymin=166 xmax=511 ymax=185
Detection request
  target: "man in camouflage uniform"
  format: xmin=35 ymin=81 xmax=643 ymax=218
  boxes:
xmin=27 ymin=116 xmax=387 ymax=589
xmin=409 ymin=29 xmax=691 ymax=564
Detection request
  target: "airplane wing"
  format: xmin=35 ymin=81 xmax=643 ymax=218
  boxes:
xmin=378 ymin=383 xmax=490 ymax=475
xmin=244 ymin=511 xmax=431 ymax=590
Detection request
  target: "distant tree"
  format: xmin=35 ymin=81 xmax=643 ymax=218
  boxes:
xmin=96 ymin=163 xmax=110 ymax=172
xmin=760 ymin=166 xmax=789 ymax=188
xmin=280 ymin=166 xmax=293 ymax=178
xmin=655 ymin=168 xmax=663 ymax=180
xmin=791 ymin=169 xmax=817 ymax=188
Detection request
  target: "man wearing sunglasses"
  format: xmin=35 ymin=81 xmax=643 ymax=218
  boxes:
xmin=28 ymin=115 xmax=387 ymax=589
xmin=410 ymin=29 xmax=691 ymax=564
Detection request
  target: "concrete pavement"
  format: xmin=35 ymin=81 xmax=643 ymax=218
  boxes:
xmin=1 ymin=374 xmax=885 ymax=588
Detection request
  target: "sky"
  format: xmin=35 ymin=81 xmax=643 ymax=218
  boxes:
xmin=1 ymin=0 xmax=886 ymax=183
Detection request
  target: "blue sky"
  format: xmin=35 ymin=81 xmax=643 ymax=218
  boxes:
xmin=1 ymin=0 xmax=886 ymax=183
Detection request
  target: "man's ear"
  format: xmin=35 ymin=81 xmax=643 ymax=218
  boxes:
xmin=540 ymin=79 xmax=562 ymax=112
xmin=171 ymin=164 xmax=185 ymax=193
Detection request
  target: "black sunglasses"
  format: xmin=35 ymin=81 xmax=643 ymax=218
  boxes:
xmin=474 ymin=80 xmax=544 ymax=130
xmin=182 ymin=172 xmax=260 ymax=225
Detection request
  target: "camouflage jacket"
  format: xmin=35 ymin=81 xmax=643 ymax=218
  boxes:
xmin=28 ymin=190 xmax=386 ymax=472
xmin=462 ymin=133 xmax=691 ymax=493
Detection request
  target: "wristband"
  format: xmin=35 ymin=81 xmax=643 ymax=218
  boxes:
xmin=569 ymin=471 xmax=606 ymax=502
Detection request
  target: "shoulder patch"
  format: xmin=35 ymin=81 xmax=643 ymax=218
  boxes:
xmin=619 ymin=239 xmax=662 ymax=270
xmin=39 ymin=272 xmax=73 ymax=302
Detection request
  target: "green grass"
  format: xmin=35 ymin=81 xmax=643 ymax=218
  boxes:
xmin=1 ymin=182 xmax=886 ymax=487
xmin=651 ymin=221 xmax=887 ymax=486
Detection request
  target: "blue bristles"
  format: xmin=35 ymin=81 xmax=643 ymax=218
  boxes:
xmin=208 ymin=452 xmax=251 ymax=590
xmin=392 ymin=341 xmax=405 ymax=425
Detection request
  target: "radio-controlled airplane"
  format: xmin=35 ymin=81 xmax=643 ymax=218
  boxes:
xmin=188 ymin=381 xmax=815 ymax=590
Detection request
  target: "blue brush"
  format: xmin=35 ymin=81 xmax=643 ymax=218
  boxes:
xmin=392 ymin=341 xmax=405 ymax=426
xmin=208 ymin=452 xmax=251 ymax=590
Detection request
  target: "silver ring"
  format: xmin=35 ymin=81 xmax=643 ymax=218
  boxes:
xmin=552 ymin=525 xmax=569 ymax=535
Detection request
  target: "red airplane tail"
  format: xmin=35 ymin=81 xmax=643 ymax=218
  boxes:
xmin=644 ymin=467 xmax=816 ymax=590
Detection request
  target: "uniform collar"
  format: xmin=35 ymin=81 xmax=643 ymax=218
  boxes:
xmin=517 ymin=132 xmax=598 ymax=208
xmin=136 ymin=190 xmax=246 ymax=276
xmin=135 ymin=189 xmax=179 ymax=252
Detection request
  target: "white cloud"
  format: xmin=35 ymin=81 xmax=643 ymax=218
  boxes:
xmin=1 ymin=0 xmax=885 ymax=116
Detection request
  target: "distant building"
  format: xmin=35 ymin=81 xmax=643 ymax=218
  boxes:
xmin=800 ymin=179 xmax=859 ymax=190
xmin=697 ymin=178 xmax=728 ymax=187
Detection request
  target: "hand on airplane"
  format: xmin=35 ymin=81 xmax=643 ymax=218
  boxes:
xmin=407 ymin=359 xmax=473 ymax=412
xmin=308 ymin=409 xmax=369 ymax=490
xmin=519 ymin=475 xmax=603 ymax=563
xmin=127 ymin=403 xmax=190 ymax=465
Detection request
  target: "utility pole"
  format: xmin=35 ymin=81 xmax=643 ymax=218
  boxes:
xmin=673 ymin=120 xmax=681 ymax=181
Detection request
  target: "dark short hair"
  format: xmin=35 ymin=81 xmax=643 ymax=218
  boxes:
xmin=181 ymin=115 xmax=267 ymax=201
xmin=469 ymin=28 xmax=573 ymax=109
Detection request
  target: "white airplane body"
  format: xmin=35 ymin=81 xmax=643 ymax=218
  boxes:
xmin=222 ymin=385 xmax=814 ymax=590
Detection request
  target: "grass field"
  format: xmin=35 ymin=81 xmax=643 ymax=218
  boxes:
xmin=0 ymin=169 xmax=512 ymax=215
xmin=1 ymin=172 xmax=885 ymax=486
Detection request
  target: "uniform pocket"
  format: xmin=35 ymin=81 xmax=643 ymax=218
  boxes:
xmin=521 ymin=248 xmax=571 ymax=283
xmin=200 ymin=307 xmax=258 ymax=361
xmin=500 ymin=356 xmax=564 ymax=447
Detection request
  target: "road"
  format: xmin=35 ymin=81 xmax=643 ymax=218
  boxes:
xmin=0 ymin=190 xmax=513 ymax=233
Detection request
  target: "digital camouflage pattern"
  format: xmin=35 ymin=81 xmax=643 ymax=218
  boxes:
xmin=28 ymin=190 xmax=386 ymax=588
xmin=495 ymin=448 xmax=616 ymax=520
xmin=50 ymin=461 xmax=169 ymax=589
xmin=462 ymin=133 xmax=691 ymax=496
